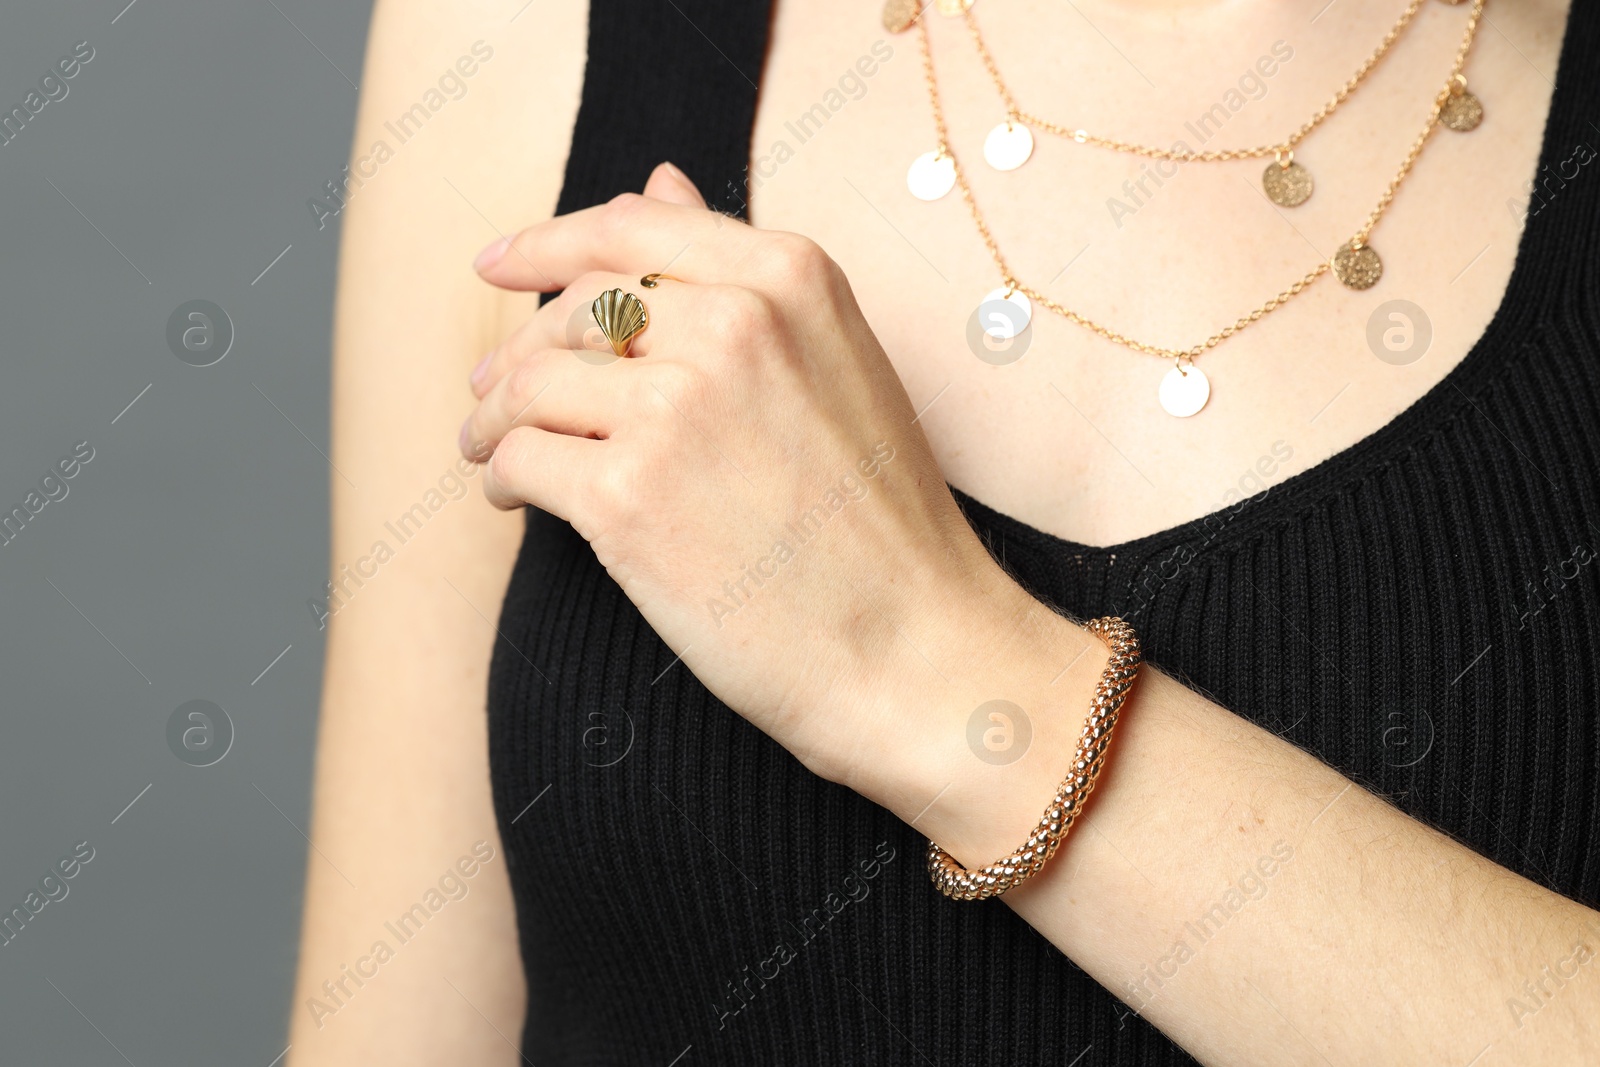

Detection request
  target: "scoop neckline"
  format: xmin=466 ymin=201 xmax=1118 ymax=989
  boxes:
xmin=947 ymin=9 xmax=1577 ymax=566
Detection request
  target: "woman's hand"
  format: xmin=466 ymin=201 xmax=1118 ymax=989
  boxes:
xmin=460 ymin=162 xmax=1043 ymax=794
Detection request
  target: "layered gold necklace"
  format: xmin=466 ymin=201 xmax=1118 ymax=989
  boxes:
xmin=886 ymin=0 xmax=1488 ymax=416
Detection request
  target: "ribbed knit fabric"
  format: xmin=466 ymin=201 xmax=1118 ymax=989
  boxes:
xmin=487 ymin=3 xmax=1600 ymax=1063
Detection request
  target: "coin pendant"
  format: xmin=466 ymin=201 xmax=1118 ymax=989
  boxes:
xmin=936 ymin=0 xmax=975 ymax=15
xmin=978 ymin=287 xmax=1032 ymax=339
xmin=1333 ymin=241 xmax=1383 ymax=290
xmin=907 ymin=150 xmax=957 ymax=201
xmin=1262 ymin=160 xmax=1314 ymax=207
xmin=1441 ymin=90 xmax=1484 ymax=132
xmin=1159 ymin=364 xmax=1210 ymax=418
xmin=983 ymin=122 xmax=1034 ymax=171
xmin=882 ymin=0 xmax=920 ymax=33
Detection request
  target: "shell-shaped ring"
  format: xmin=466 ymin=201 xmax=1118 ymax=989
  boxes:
xmin=592 ymin=288 xmax=648 ymax=358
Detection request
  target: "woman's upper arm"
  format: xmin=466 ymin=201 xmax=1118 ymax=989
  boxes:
xmin=287 ymin=3 xmax=585 ymax=1063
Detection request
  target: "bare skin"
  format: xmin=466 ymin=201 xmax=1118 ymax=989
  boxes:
xmin=284 ymin=4 xmax=581 ymax=1062
xmin=757 ymin=0 xmax=1566 ymax=546
xmin=289 ymin=1 xmax=1584 ymax=1064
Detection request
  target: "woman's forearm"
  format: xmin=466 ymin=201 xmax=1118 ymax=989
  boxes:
xmin=853 ymin=585 xmax=1600 ymax=1067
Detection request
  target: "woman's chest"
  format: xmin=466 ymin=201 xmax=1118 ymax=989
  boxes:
xmin=743 ymin=0 xmax=1566 ymax=546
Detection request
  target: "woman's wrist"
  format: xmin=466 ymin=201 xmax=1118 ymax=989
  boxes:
xmin=842 ymin=563 xmax=1116 ymax=868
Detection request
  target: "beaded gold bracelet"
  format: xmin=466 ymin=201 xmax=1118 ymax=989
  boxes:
xmin=927 ymin=616 xmax=1143 ymax=900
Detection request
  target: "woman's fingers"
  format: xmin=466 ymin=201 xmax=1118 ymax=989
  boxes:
xmin=480 ymin=425 xmax=606 ymax=514
xmin=461 ymin=347 xmax=636 ymax=458
xmin=469 ymin=163 xmax=709 ymax=397
xmin=640 ymin=161 xmax=709 ymax=209
xmin=470 ymin=271 xmax=690 ymax=398
xmin=472 ymin=190 xmax=751 ymax=292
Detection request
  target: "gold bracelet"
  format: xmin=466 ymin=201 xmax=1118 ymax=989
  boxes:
xmin=927 ymin=616 xmax=1143 ymax=900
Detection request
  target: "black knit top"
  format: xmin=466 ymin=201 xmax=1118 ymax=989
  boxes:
xmin=487 ymin=3 xmax=1600 ymax=1063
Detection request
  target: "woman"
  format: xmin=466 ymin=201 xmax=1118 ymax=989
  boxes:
xmin=289 ymin=0 xmax=1597 ymax=1062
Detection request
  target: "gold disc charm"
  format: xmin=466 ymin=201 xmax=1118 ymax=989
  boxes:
xmin=1158 ymin=363 xmax=1210 ymax=418
xmin=882 ymin=0 xmax=920 ymax=34
xmin=1441 ymin=86 xmax=1484 ymax=132
xmin=1262 ymin=156 xmax=1314 ymax=207
xmin=1333 ymin=241 xmax=1383 ymax=290
xmin=983 ymin=121 xmax=1034 ymax=171
xmin=907 ymin=150 xmax=957 ymax=200
xmin=936 ymin=0 xmax=974 ymax=16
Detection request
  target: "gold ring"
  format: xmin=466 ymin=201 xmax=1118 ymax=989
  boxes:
xmin=592 ymin=288 xmax=648 ymax=358
xmin=640 ymin=273 xmax=679 ymax=288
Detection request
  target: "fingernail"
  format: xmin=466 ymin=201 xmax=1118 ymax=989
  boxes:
xmin=458 ymin=420 xmax=470 ymax=454
xmin=661 ymin=161 xmax=696 ymax=193
xmin=470 ymin=351 xmax=493 ymax=387
xmin=474 ymin=236 xmax=510 ymax=271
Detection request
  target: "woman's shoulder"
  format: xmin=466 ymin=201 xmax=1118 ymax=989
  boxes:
xmin=344 ymin=0 xmax=589 ymax=332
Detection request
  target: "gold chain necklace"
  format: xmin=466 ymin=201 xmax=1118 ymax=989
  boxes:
xmin=959 ymin=0 xmax=1450 ymax=208
xmin=896 ymin=0 xmax=1487 ymax=416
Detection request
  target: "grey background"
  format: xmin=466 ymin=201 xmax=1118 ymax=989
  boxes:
xmin=0 ymin=1 xmax=371 ymax=1063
